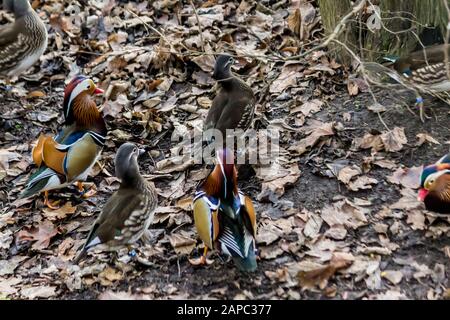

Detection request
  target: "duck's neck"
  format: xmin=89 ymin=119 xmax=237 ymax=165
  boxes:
xmin=13 ymin=0 xmax=32 ymax=18
xmin=202 ymin=165 xmax=238 ymax=200
xmin=219 ymin=73 xmax=252 ymax=95
xmin=68 ymin=92 xmax=106 ymax=136
xmin=121 ymin=170 xmax=146 ymax=190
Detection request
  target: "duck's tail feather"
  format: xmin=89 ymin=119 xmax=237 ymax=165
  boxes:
xmin=232 ymin=242 xmax=257 ymax=272
xmin=219 ymin=216 xmax=258 ymax=272
xmin=19 ymin=167 xmax=62 ymax=199
xmin=73 ymin=249 xmax=87 ymax=264
xmin=361 ymin=62 xmax=405 ymax=85
xmin=73 ymin=224 xmax=101 ymax=264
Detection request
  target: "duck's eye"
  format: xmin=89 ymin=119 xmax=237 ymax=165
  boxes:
xmin=87 ymin=85 xmax=91 ymax=89
xmin=133 ymin=148 xmax=138 ymax=153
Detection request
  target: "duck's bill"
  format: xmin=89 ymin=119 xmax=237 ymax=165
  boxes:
xmin=418 ymin=188 xmax=428 ymax=202
xmin=94 ymin=87 xmax=104 ymax=94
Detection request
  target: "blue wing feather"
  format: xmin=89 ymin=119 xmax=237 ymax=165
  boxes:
xmin=60 ymin=131 xmax=86 ymax=145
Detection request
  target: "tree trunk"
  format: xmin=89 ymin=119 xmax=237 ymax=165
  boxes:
xmin=318 ymin=0 xmax=450 ymax=64
xmin=317 ymin=0 xmax=355 ymax=65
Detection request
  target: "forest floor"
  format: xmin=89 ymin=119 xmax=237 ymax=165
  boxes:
xmin=0 ymin=1 xmax=449 ymax=300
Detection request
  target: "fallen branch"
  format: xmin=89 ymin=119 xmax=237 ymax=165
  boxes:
xmin=189 ymin=0 xmax=206 ymax=52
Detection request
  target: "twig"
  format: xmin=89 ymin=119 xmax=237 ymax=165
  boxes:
xmin=126 ymin=9 xmax=166 ymax=43
xmin=189 ymin=0 xmax=206 ymax=52
xmin=126 ymin=9 xmax=190 ymax=54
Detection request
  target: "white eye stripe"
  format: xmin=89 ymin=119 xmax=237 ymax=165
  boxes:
xmin=66 ymin=79 xmax=92 ymax=118
xmin=425 ymin=169 xmax=450 ymax=186
xmin=224 ymin=58 xmax=234 ymax=68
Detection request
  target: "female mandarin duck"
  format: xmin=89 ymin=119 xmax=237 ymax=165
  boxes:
xmin=191 ymin=148 xmax=257 ymax=272
xmin=418 ymin=153 xmax=450 ymax=214
xmin=19 ymin=75 xmax=106 ymax=209
xmin=384 ymin=44 xmax=450 ymax=122
xmin=74 ymin=143 xmax=158 ymax=264
xmin=204 ymin=54 xmax=256 ymax=138
xmin=0 ymin=0 xmax=48 ymax=84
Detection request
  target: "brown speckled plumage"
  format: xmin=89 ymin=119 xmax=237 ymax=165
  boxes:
xmin=0 ymin=0 xmax=48 ymax=78
xmin=74 ymin=143 xmax=158 ymax=263
xmin=392 ymin=44 xmax=450 ymax=102
xmin=204 ymin=55 xmax=256 ymax=137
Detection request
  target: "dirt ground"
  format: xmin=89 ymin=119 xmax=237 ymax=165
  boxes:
xmin=0 ymin=1 xmax=449 ymax=300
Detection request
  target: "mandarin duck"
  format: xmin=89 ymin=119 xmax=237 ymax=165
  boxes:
xmin=191 ymin=148 xmax=257 ymax=272
xmin=73 ymin=143 xmax=158 ymax=264
xmin=204 ymin=54 xmax=256 ymax=139
xmin=0 ymin=0 xmax=48 ymax=85
xmin=418 ymin=153 xmax=450 ymax=214
xmin=383 ymin=44 xmax=450 ymax=121
xmin=19 ymin=75 xmax=106 ymax=209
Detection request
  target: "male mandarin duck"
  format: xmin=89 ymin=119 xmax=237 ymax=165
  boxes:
xmin=0 ymin=0 xmax=48 ymax=84
xmin=383 ymin=44 xmax=450 ymax=121
xmin=418 ymin=153 xmax=450 ymax=214
xmin=19 ymin=75 xmax=106 ymax=208
xmin=191 ymin=148 xmax=257 ymax=272
xmin=204 ymin=54 xmax=256 ymax=138
xmin=73 ymin=143 xmax=158 ymax=264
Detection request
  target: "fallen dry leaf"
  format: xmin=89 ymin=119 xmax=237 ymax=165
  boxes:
xmin=372 ymin=290 xmax=407 ymax=300
xmin=406 ymin=210 xmax=426 ymax=230
xmin=0 ymin=256 xmax=27 ymax=276
xmin=388 ymin=166 xmax=423 ymax=189
xmin=389 ymin=188 xmax=422 ymax=211
xmin=290 ymin=99 xmax=324 ymax=117
xmin=0 ymin=229 xmax=13 ymax=250
xmin=20 ymin=286 xmax=57 ymax=299
xmin=16 ymin=220 xmax=59 ymax=250
xmin=303 ymin=213 xmax=323 ymax=239
xmin=347 ymin=80 xmax=359 ymax=96
xmin=270 ymin=63 xmax=303 ymax=93
xmin=347 ymin=176 xmax=378 ymax=191
xmin=416 ymin=133 xmax=440 ymax=146
xmin=287 ymin=0 xmax=319 ymax=40
xmin=337 ymin=166 xmax=361 ymax=184
xmin=367 ymin=103 xmax=387 ymax=113
xmin=102 ymin=94 xmax=129 ymax=118
xmin=0 ymin=277 xmax=22 ymax=297
xmin=256 ymin=227 xmax=280 ymax=247
xmin=289 ymin=121 xmax=334 ymax=155
xmin=297 ymin=253 xmax=353 ymax=290
xmin=381 ymin=270 xmax=403 ymax=285
xmin=257 ymin=162 xmax=301 ymax=200
xmin=381 ymin=127 xmax=408 ymax=152
xmin=321 ymin=199 xmax=369 ymax=230
xmin=42 ymin=202 xmax=77 ymax=221
xmin=98 ymin=267 xmax=124 ymax=286
xmin=98 ymin=290 xmax=151 ymax=300
xmin=324 ymin=226 xmax=347 ymax=240
xmin=168 ymin=233 xmax=196 ymax=255
xmin=352 ymin=132 xmax=384 ymax=152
